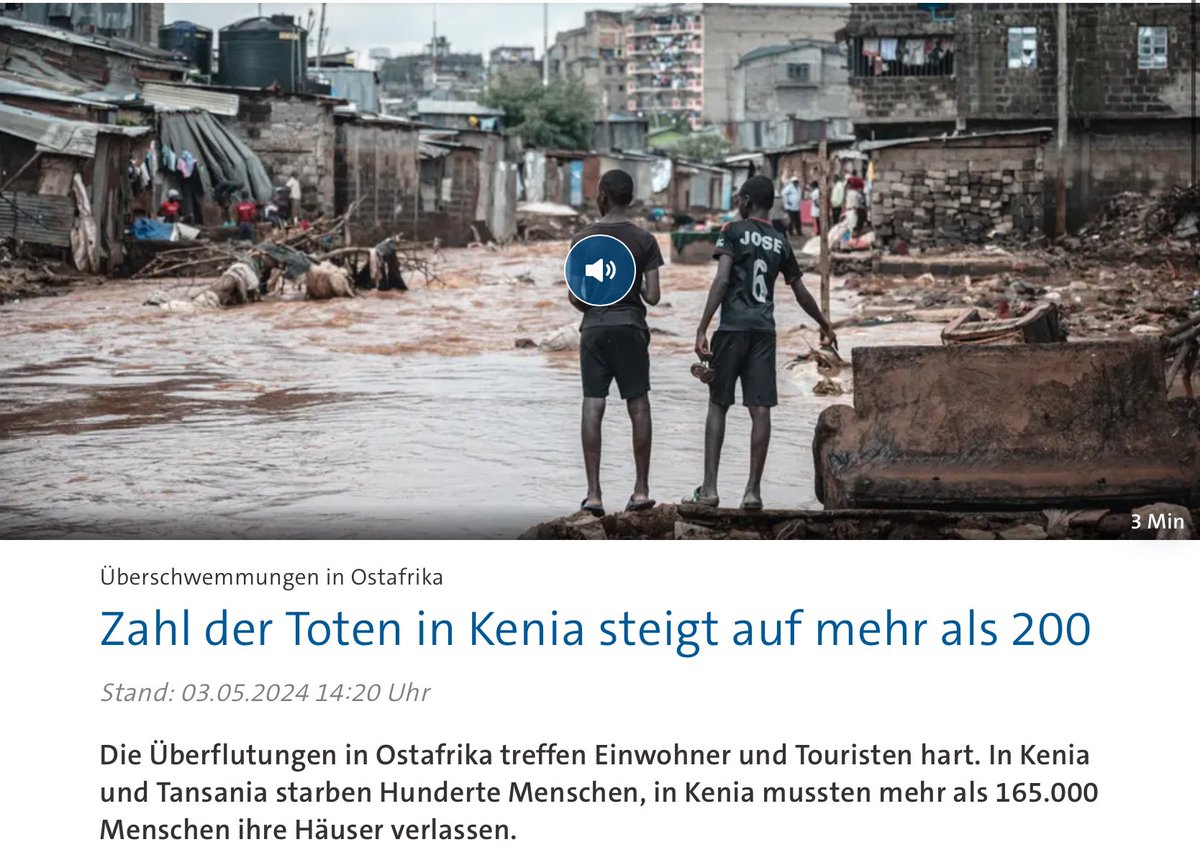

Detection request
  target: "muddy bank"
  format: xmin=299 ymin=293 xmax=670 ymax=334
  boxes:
xmin=521 ymin=502 xmax=1198 ymax=540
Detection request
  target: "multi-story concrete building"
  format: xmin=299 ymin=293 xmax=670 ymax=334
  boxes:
xmin=731 ymin=40 xmax=851 ymax=149
xmin=378 ymin=37 xmax=485 ymax=113
xmin=489 ymin=45 xmax=538 ymax=81
xmin=625 ymin=3 xmax=847 ymax=130
xmin=548 ymin=10 xmax=627 ymax=121
xmin=845 ymin=3 xmax=1199 ymax=228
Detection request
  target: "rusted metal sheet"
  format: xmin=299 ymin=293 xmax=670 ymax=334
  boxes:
xmin=813 ymin=341 xmax=1200 ymax=510
xmin=141 ymin=82 xmax=240 ymax=117
xmin=0 ymin=191 xmax=74 ymax=247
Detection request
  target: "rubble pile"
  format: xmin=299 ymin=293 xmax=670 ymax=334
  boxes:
xmin=1058 ymin=184 xmax=1200 ymax=262
xmin=0 ymin=242 xmax=84 ymax=304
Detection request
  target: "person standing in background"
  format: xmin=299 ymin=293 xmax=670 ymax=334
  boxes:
xmin=809 ymin=181 xmax=822 ymax=236
xmin=831 ymin=171 xmax=846 ymax=225
xmin=781 ymin=177 xmax=802 ymax=237
xmin=286 ymin=172 xmax=302 ymax=224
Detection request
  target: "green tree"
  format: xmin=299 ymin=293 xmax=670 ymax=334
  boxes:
xmin=667 ymin=132 xmax=731 ymax=164
xmin=486 ymin=71 xmax=595 ymax=150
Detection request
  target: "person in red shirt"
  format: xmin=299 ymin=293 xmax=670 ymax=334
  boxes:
xmin=158 ymin=189 xmax=182 ymax=223
xmin=233 ymin=191 xmax=257 ymax=241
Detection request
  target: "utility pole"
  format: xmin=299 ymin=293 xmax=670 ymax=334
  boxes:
xmin=1056 ymin=2 xmax=1068 ymax=237
xmin=542 ymin=3 xmax=550 ymax=87
xmin=818 ymin=138 xmax=831 ymax=321
xmin=316 ymin=3 xmax=326 ymax=67
xmin=431 ymin=4 xmax=438 ymax=76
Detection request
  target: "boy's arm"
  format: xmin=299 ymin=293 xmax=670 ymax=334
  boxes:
xmin=695 ymin=254 xmax=733 ymax=360
xmin=789 ymin=277 xmax=838 ymax=351
xmin=641 ymin=235 xmax=665 ymax=307
xmin=642 ymin=269 xmax=661 ymax=306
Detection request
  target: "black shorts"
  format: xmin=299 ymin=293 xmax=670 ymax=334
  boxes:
xmin=580 ymin=326 xmax=651 ymax=400
xmin=709 ymin=330 xmax=777 ymax=408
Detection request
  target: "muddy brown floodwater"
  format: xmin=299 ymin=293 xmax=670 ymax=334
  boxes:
xmin=0 ymin=238 xmax=943 ymax=538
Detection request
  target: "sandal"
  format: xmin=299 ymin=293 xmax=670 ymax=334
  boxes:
xmin=681 ymin=487 xmax=719 ymax=507
xmin=690 ymin=361 xmax=716 ymax=384
xmin=625 ymin=497 xmax=656 ymax=512
xmin=740 ymin=494 xmax=764 ymax=512
xmin=580 ymin=499 xmax=605 ymax=517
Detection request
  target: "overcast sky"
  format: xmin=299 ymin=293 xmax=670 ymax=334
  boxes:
xmin=166 ymin=2 xmax=633 ymax=63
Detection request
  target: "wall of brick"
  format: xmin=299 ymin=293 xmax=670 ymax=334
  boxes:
xmin=1042 ymin=119 xmax=1195 ymax=231
xmin=223 ymin=95 xmax=336 ymax=218
xmin=334 ymin=119 xmax=419 ymax=245
xmin=956 ymin=5 xmax=1058 ymax=121
xmin=957 ymin=4 xmax=1197 ymax=121
xmin=870 ymin=134 xmax=1045 ymax=244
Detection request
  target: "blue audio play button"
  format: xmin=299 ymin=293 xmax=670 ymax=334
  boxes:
xmin=564 ymin=234 xmax=637 ymax=306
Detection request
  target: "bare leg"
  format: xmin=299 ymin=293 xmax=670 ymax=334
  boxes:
xmin=627 ymin=394 xmax=652 ymax=502
xmin=582 ymin=397 xmax=606 ymax=508
xmin=700 ymin=401 xmax=728 ymax=500
xmin=744 ymin=405 xmax=771 ymax=508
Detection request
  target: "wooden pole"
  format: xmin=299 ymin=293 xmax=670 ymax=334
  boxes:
xmin=1056 ymin=2 xmax=1068 ymax=237
xmin=818 ymin=138 xmax=831 ymax=320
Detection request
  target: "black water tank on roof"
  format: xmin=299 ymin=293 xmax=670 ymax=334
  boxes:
xmin=217 ymin=16 xmax=308 ymax=91
xmin=159 ymin=21 xmax=214 ymax=76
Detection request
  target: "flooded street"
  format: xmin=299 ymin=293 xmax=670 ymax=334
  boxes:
xmin=0 ymin=239 xmax=942 ymax=538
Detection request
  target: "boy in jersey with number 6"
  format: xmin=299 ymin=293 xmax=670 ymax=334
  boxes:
xmin=686 ymin=175 xmax=838 ymax=510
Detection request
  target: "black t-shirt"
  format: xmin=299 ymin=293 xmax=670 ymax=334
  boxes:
xmin=571 ymin=220 xmax=664 ymax=330
xmin=713 ymin=217 xmax=802 ymax=333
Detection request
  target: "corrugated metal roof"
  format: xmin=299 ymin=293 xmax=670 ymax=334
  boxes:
xmin=416 ymin=99 xmax=502 ymax=116
xmin=0 ymin=191 xmax=74 ymax=247
xmin=0 ymin=14 xmax=187 ymax=68
xmin=0 ymin=103 xmax=148 ymax=157
xmin=140 ymin=82 xmax=239 ymax=117
xmin=0 ymin=76 xmax=114 ymax=108
xmin=858 ymin=128 xmax=1054 ymax=152
xmin=419 ymin=142 xmax=451 ymax=159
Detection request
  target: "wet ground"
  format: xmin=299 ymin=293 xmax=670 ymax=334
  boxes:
xmin=0 ymin=239 xmax=943 ymax=538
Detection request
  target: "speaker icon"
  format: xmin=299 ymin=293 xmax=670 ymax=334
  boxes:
xmin=584 ymin=258 xmax=618 ymax=282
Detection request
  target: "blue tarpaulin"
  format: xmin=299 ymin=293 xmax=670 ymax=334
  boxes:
xmin=130 ymin=217 xmax=174 ymax=240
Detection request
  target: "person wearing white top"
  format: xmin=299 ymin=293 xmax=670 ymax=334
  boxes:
xmin=285 ymin=173 xmax=302 ymax=224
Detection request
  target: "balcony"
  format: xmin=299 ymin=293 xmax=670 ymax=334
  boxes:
xmin=628 ymin=84 xmax=702 ymax=95
xmin=626 ymin=44 xmax=702 ymax=58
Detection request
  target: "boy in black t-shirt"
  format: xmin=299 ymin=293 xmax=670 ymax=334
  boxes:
xmin=685 ymin=175 xmax=838 ymax=510
xmin=568 ymin=170 xmax=664 ymax=516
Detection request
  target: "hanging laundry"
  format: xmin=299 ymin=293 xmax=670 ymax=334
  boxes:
xmin=880 ymin=38 xmax=899 ymax=61
xmin=178 ymin=150 xmax=197 ymax=179
xmin=161 ymin=145 xmax=177 ymax=173
xmin=907 ymin=39 xmax=927 ymax=65
xmin=862 ymin=37 xmax=880 ymax=56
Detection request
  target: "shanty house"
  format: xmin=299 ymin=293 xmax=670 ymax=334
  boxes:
xmin=334 ymin=109 xmax=422 ymax=244
xmin=0 ymin=101 xmax=150 ymax=271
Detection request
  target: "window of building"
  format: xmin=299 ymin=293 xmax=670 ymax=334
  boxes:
xmin=786 ymin=63 xmax=811 ymax=83
xmin=1007 ymin=26 xmax=1037 ymax=69
xmin=1138 ymin=26 xmax=1168 ymax=69
xmin=849 ymin=36 xmax=955 ymax=77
